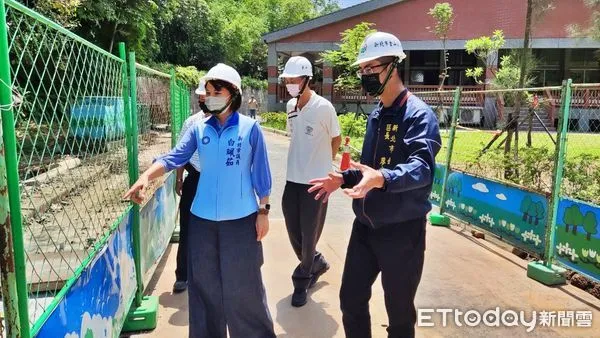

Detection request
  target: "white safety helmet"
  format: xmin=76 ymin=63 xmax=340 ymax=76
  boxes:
xmin=353 ymin=32 xmax=406 ymax=66
xmin=279 ymin=56 xmax=313 ymax=78
xmin=201 ymin=63 xmax=243 ymax=96
xmin=195 ymin=79 xmax=206 ymax=95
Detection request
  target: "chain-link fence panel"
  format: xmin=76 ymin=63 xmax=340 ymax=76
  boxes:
xmin=134 ymin=64 xmax=173 ymax=199
xmin=443 ymin=87 xmax=560 ymax=195
xmin=561 ymin=84 xmax=600 ymax=205
xmin=6 ymin=0 xmax=129 ymax=327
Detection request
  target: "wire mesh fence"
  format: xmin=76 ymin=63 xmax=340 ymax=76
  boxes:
xmin=133 ymin=64 xmax=174 ymax=202
xmin=561 ymin=84 xmax=600 ymax=206
xmin=5 ymin=0 xmax=130 ymax=327
xmin=439 ymin=87 xmax=560 ymax=195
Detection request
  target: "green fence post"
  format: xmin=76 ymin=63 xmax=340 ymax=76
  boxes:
xmin=119 ymin=43 xmax=136 ymax=191
xmin=0 ymin=0 xmax=30 ymax=336
xmin=429 ymin=87 xmax=461 ymax=227
xmin=527 ymin=79 xmax=571 ymax=286
xmin=170 ymin=70 xmax=177 ymax=147
xmin=122 ymin=51 xmax=159 ymax=332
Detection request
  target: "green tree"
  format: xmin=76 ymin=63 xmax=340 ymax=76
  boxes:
xmin=321 ymin=22 xmax=377 ymax=91
xmin=34 ymin=0 xmax=82 ymax=28
xmin=534 ymin=201 xmax=545 ymax=225
xmin=427 ymin=2 xmax=454 ymax=88
xmin=583 ymin=211 xmax=598 ymax=241
xmin=568 ymin=0 xmax=600 ymax=39
xmin=465 ymin=30 xmax=505 ymax=84
xmin=565 ymin=205 xmax=584 ymax=235
xmin=312 ymin=0 xmax=340 ymax=15
xmin=527 ymin=201 xmax=537 ymax=224
xmin=520 ymin=195 xmax=532 ymax=221
xmin=74 ymin=0 xmax=166 ymax=60
xmin=155 ymin=0 xmax=221 ymax=69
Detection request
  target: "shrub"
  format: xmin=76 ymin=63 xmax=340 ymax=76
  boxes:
xmin=260 ymin=112 xmax=287 ymax=131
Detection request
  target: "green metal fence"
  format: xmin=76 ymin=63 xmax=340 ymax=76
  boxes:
xmin=0 ymin=1 xmax=191 ymax=336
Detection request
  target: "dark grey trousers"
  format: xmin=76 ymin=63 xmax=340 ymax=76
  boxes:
xmin=340 ymin=218 xmax=426 ymax=338
xmin=187 ymin=213 xmax=275 ymax=338
xmin=282 ymin=181 xmax=329 ymax=290
xmin=175 ymin=164 xmax=199 ymax=282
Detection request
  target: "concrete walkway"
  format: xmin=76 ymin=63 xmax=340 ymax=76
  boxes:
xmin=132 ymin=131 xmax=600 ymax=338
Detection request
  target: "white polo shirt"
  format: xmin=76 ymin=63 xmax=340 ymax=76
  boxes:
xmin=177 ymin=111 xmax=206 ymax=172
xmin=285 ymin=91 xmax=341 ymax=184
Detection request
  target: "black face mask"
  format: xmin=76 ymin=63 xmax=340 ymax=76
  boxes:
xmin=360 ymin=59 xmax=398 ymax=96
xmin=361 ymin=73 xmax=384 ymax=96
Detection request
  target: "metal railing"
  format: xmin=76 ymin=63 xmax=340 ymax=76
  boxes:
xmin=0 ymin=1 xmax=191 ymax=335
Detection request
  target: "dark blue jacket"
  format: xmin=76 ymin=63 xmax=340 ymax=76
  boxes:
xmin=342 ymin=89 xmax=442 ymax=228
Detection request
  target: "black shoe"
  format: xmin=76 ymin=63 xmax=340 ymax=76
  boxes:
xmin=309 ymin=262 xmax=330 ymax=289
xmin=173 ymin=280 xmax=187 ymax=293
xmin=291 ymin=288 xmax=307 ymax=307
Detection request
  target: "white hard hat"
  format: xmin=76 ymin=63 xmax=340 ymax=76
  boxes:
xmin=353 ymin=32 xmax=406 ymax=66
xmin=279 ymin=56 xmax=313 ymax=78
xmin=195 ymin=79 xmax=206 ymax=95
xmin=201 ymin=63 xmax=243 ymax=95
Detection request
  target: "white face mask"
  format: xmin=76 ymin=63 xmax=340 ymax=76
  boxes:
xmin=286 ymin=84 xmax=300 ymax=97
xmin=205 ymin=96 xmax=230 ymax=113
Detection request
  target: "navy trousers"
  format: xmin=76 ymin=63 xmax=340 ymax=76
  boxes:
xmin=340 ymin=217 xmax=426 ymax=338
xmin=187 ymin=213 xmax=275 ymax=338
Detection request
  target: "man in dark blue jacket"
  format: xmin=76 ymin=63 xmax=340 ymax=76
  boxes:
xmin=309 ymin=32 xmax=442 ymax=338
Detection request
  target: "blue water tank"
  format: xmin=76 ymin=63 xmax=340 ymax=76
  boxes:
xmin=69 ymin=96 xmax=125 ymax=141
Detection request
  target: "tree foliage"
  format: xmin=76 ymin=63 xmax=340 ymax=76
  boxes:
xmin=569 ymin=0 xmax=600 ymax=40
xmin=28 ymin=0 xmax=340 ymax=77
xmin=427 ymin=2 xmax=454 ymax=42
xmin=321 ymin=22 xmax=376 ymax=91
xmin=464 ymin=30 xmax=505 ymax=84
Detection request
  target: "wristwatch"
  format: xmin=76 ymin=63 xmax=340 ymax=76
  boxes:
xmin=258 ymin=203 xmax=271 ymax=215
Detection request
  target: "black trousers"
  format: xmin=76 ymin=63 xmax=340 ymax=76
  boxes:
xmin=281 ymin=181 xmax=329 ymax=289
xmin=340 ymin=217 xmax=426 ymax=338
xmin=175 ymin=164 xmax=200 ymax=282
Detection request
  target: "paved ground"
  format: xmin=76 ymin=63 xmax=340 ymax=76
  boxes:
xmin=132 ymin=131 xmax=600 ymax=338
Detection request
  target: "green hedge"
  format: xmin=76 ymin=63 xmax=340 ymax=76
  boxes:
xmin=260 ymin=112 xmax=287 ymax=131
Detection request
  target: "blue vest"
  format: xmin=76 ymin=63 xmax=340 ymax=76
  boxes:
xmin=191 ymin=113 xmax=258 ymax=221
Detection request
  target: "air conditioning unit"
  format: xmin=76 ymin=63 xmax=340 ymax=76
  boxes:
xmin=459 ymin=108 xmax=482 ymax=125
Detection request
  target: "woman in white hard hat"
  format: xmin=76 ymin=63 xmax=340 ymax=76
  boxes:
xmin=123 ymin=63 xmax=275 ymax=338
xmin=172 ymin=79 xmax=207 ymax=294
xmin=309 ymin=32 xmax=442 ymax=338
xmin=279 ymin=56 xmax=341 ymax=307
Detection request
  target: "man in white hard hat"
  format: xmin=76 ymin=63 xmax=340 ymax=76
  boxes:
xmin=309 ymin=32 xmax=442 ymax=337
xmin=279 ymin=56 xmax=342 ymax=307
xmin=172 ymin=79 xmax=207 ymax=293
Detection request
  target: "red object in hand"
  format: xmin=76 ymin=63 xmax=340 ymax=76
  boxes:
xmin=340 ymin=136 xmax=351 ymax=171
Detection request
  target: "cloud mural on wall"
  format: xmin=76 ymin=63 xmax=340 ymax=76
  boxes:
xmin=472 ymin=182 xmax=489 ymax=193
xmin=496 ymin=193 xmax=507 ymax=201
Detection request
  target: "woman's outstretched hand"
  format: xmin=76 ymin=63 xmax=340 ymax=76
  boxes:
xmin=122 ymin=175 xmax=150 ymax=205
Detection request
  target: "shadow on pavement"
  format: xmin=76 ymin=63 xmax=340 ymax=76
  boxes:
xmin=158 ymin=291 xmax=189 ymax=327
xmin=275 ymin=282 xmax=340 ymax=338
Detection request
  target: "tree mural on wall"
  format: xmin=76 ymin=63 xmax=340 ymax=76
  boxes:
xmin=433 ymin=165 xmax=444 ymax=185
xmin=534 ymin=201 xmax=545 ymax=226
xmin=564 ymin=204 xmax=584 ymax=235
xmin=521 ymin=195 xmax=532 ymax=221
xmin=583 ymin=211 xmax=598 ymax=241
xmin=527 ymin=201 xmax=537 ymax=224
xmin=446 ymin=173 xmax=462 ymax=197
xmin=519 ymin=196 xmax=545 ymax=225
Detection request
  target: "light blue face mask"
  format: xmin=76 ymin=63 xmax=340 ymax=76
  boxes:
xmin=205 ymin=95 xmax=231 ymax=115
